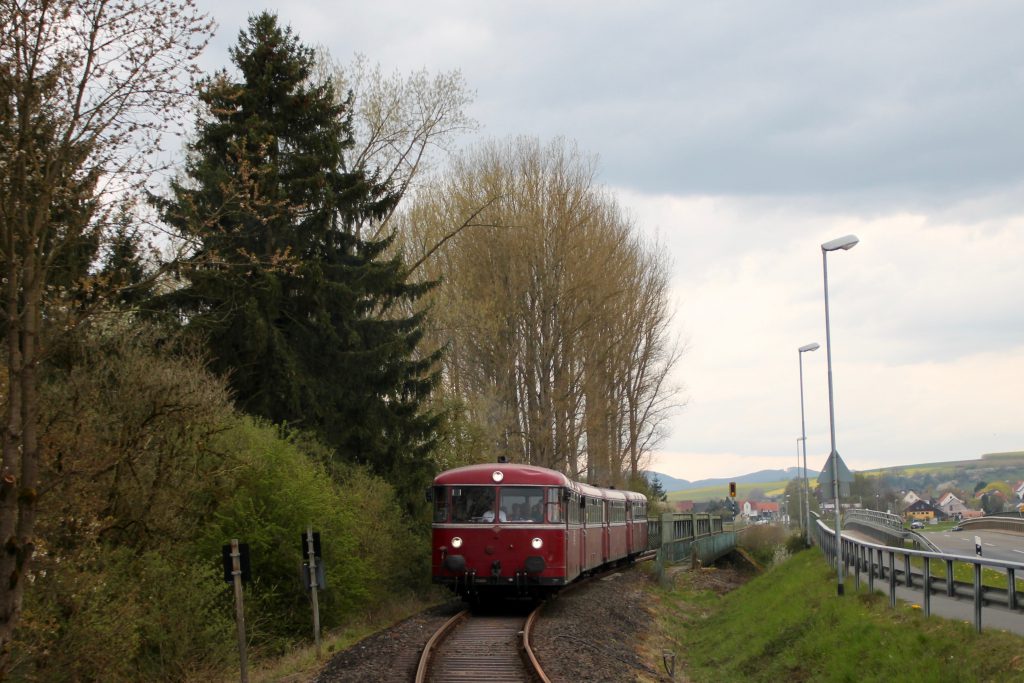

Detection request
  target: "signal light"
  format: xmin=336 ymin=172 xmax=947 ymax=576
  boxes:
xmin=729 ymin=482 xmax=737 ymax=498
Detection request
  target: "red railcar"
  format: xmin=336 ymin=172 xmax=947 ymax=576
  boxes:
xmin=429 ymin=462 xmax=648 ymax=599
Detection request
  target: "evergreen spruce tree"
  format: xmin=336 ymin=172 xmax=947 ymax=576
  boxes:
xmin=155 ymin=13 xmax=440 ymax=505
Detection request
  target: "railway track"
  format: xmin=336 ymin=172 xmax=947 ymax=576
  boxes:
xmin=415 ymin=605 xmax=548 ymax=683
xmin=415 ymin=558 xmax=655 ymax=682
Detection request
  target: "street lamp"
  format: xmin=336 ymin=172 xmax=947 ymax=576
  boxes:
xmin=822 ymin=233 xmax=858 ymax=596
xmin=795 ymin=438 xmax=803 ymax=532
xmin=798 ymin=342 xmax=819 ymax=547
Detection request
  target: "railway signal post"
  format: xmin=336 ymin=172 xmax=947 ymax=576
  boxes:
xmin=304 ymin=527 xmax=323 ymax=658
xmin=222 ymin=539 xmax=250 ymax=683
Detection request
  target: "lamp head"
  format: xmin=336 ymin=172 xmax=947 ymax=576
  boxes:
xmin=821 ymin=234 xmax=859 ymax=252
xmin=799 ymin=342 xmax=820 ymax=353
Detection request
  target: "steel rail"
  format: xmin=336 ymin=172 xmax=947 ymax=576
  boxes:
xmin=522 ymin=602 xmax=551 ymax=683
xmin=413 ymin=609 xmax=468 ymax=683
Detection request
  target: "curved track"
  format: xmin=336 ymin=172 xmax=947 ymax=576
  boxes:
xmin=417 ymin=557 xmax=655 ymax=682
xmin=416 ymin=607 xmax=543 ymax=682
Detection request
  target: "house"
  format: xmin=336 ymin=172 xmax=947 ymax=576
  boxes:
xmin=673 ymin=500 xmax=695 ymax=513
xmin=936 ymin=492 xmax=969 ymax=519
xmin=1014 ymin=481 xmax=1024 ymax=501
xmin=741 ymin=500 xmax=779 ymax=520
xmin=905 ymin=499 xmax=944 ymax=523
xmin=901 ymin=490 xmax=921 ymax=508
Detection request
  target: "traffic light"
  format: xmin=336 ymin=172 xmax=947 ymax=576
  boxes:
xmin=729 ymin=481 xmax=736 ymax=498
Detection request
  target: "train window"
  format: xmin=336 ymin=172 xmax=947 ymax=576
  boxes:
xmin=499 ymin=487 xmax=545 ymax=522
xmin=450 ymin=486 xmax=498 ymax=523
xmin=567 ymin=493 xmax=581 ymax=525
xmin=546 ymin=488 xmax=563 ymax=523
xmin=432 ymin=486 xmax=448 ymax=523
xmin=608 ymin=500 xmax=626 ymax=524
xmin=586 ymin=497 xmax=604 ymax=525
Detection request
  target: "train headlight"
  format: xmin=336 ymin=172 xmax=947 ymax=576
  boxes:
xmin=531 ymin=537 xmax=543 ymax=550
xmin=451 ymin=536 xmax=463 ymax=549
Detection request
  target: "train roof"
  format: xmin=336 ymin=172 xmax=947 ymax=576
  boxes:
xmin=433 ymin=462 xmax=573 ymax=487
xmin=433 ymin=463 xmax=646 ymax=503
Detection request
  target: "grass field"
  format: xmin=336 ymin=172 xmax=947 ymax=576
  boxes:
xmin=656 ymin=549 xmax=1024 ymax=681
xmin=665 ymin=480 xmax=790 ymax=503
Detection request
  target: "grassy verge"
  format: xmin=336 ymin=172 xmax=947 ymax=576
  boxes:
xmin=901 ymin=554 xmax=1024 ymax=592
xmin=654 ymin=549 xmax=1024 ymax=682
xmin=199 ymin=592 xmax=446 ymax=683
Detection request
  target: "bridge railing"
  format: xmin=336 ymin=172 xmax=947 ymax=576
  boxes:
xmin=649 ymin=513 xmax=735 ymax=579
xmin=844 ymin=508 xmax=904 ymax=533
xmin=814 ymin=515 xmax=1024 ymax=633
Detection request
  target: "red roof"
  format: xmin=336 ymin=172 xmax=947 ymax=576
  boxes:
xmin=434 ymin=463 xmax=572 ymax=487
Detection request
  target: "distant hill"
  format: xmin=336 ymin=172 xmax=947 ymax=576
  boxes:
xmin=645 ymin=467 xmax=802 ymax=493
xmin=646 ymin=450 xmax=1024 ymax=504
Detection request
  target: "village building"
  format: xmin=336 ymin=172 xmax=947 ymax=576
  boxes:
xmin=904 ymin=498 xmax=944 ymax=522
xmin=936 ymin=492 xmax=970 ymax=519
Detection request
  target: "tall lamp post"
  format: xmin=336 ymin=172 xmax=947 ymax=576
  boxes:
xmin=795 ymin=438 xmax=803 ymax=533
xmin=798 ymin=342 xmax=819 ymax=547
xmin=821 ymin=233 xmax=859 ymax=596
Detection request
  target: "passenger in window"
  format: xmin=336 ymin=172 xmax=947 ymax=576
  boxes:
xmin=529 ymin=503 xmax=542 ymax=522
xmin=482 ymin=508 xmax=507 ymax=522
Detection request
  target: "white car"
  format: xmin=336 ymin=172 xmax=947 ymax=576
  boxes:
xmin=910 ymin=520 xmax=924 ymax=529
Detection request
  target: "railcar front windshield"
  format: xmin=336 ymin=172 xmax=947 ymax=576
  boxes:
xmin=500 ymin=487 xmax=545 ymax=522
xmin=447 ymin=485 xmax=548 ymax=523
xmin=450 ymin=486 xmax=498 ymax=523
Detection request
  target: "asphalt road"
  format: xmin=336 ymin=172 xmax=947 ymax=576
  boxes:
xmin=925 ymin=528 xmax=1024 ymax=565
xmin=842 ymin=527 xmax=1024 ymax=634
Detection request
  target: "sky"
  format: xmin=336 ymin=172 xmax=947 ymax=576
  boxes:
xmin=192 ymin=1 xmax=1024 ymax=482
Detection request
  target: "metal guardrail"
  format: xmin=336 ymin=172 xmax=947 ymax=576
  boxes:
xmin=956 ymin=513 xmax=1024 ymax=535
xmin=814 ymin=516 xmax=1024 ymax=633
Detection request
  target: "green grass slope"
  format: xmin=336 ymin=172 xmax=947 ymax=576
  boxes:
xmin=659 ymin=550 xmax=1024 ymax=682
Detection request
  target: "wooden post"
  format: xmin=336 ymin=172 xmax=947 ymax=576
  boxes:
xmin=231 ymin=539 xmax=249 ymax=683
xmin=306 ymin=525 xmax=322 ymax=658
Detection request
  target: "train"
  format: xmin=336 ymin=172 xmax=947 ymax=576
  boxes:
xmin=428 ymin=460 xmax=649 ymax=600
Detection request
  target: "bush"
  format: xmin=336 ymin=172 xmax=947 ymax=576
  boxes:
xmin=739 ymin=525 xmax=789 ymax=567
xmin=12 ymin=314 xmax=432 ymax=676
xmin=193 ymin=418 xmax=429 ymax=652
xmin=784 ymin=532 xmax=808 ymax=555
xmin=9 ymin=548 xmax=233 ymax=683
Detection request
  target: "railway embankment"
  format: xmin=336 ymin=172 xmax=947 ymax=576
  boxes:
xmin=657 ymin=548 xmax=1024 ymax=682
xmin=267 ymin=536 xmax=1024 ymax=681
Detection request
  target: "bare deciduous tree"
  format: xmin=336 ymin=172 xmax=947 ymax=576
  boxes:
xmin=319 ymin=52 xmax=477 ymax=236
xmin=401 ymin=137 xmax=684 ymax=486
xmin=0 ymin=0 xmax=211 ymax=662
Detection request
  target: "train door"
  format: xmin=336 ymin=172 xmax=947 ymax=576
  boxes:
xmin=625 ymin=500 xmax=634 ymax=554
xmin=598 ymin=499 xmax=606 ymax=565
xmin=580 ymin=495 xmax=588 ymax=571
xmin=566 ymin=489 xmax=580 ymax=581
